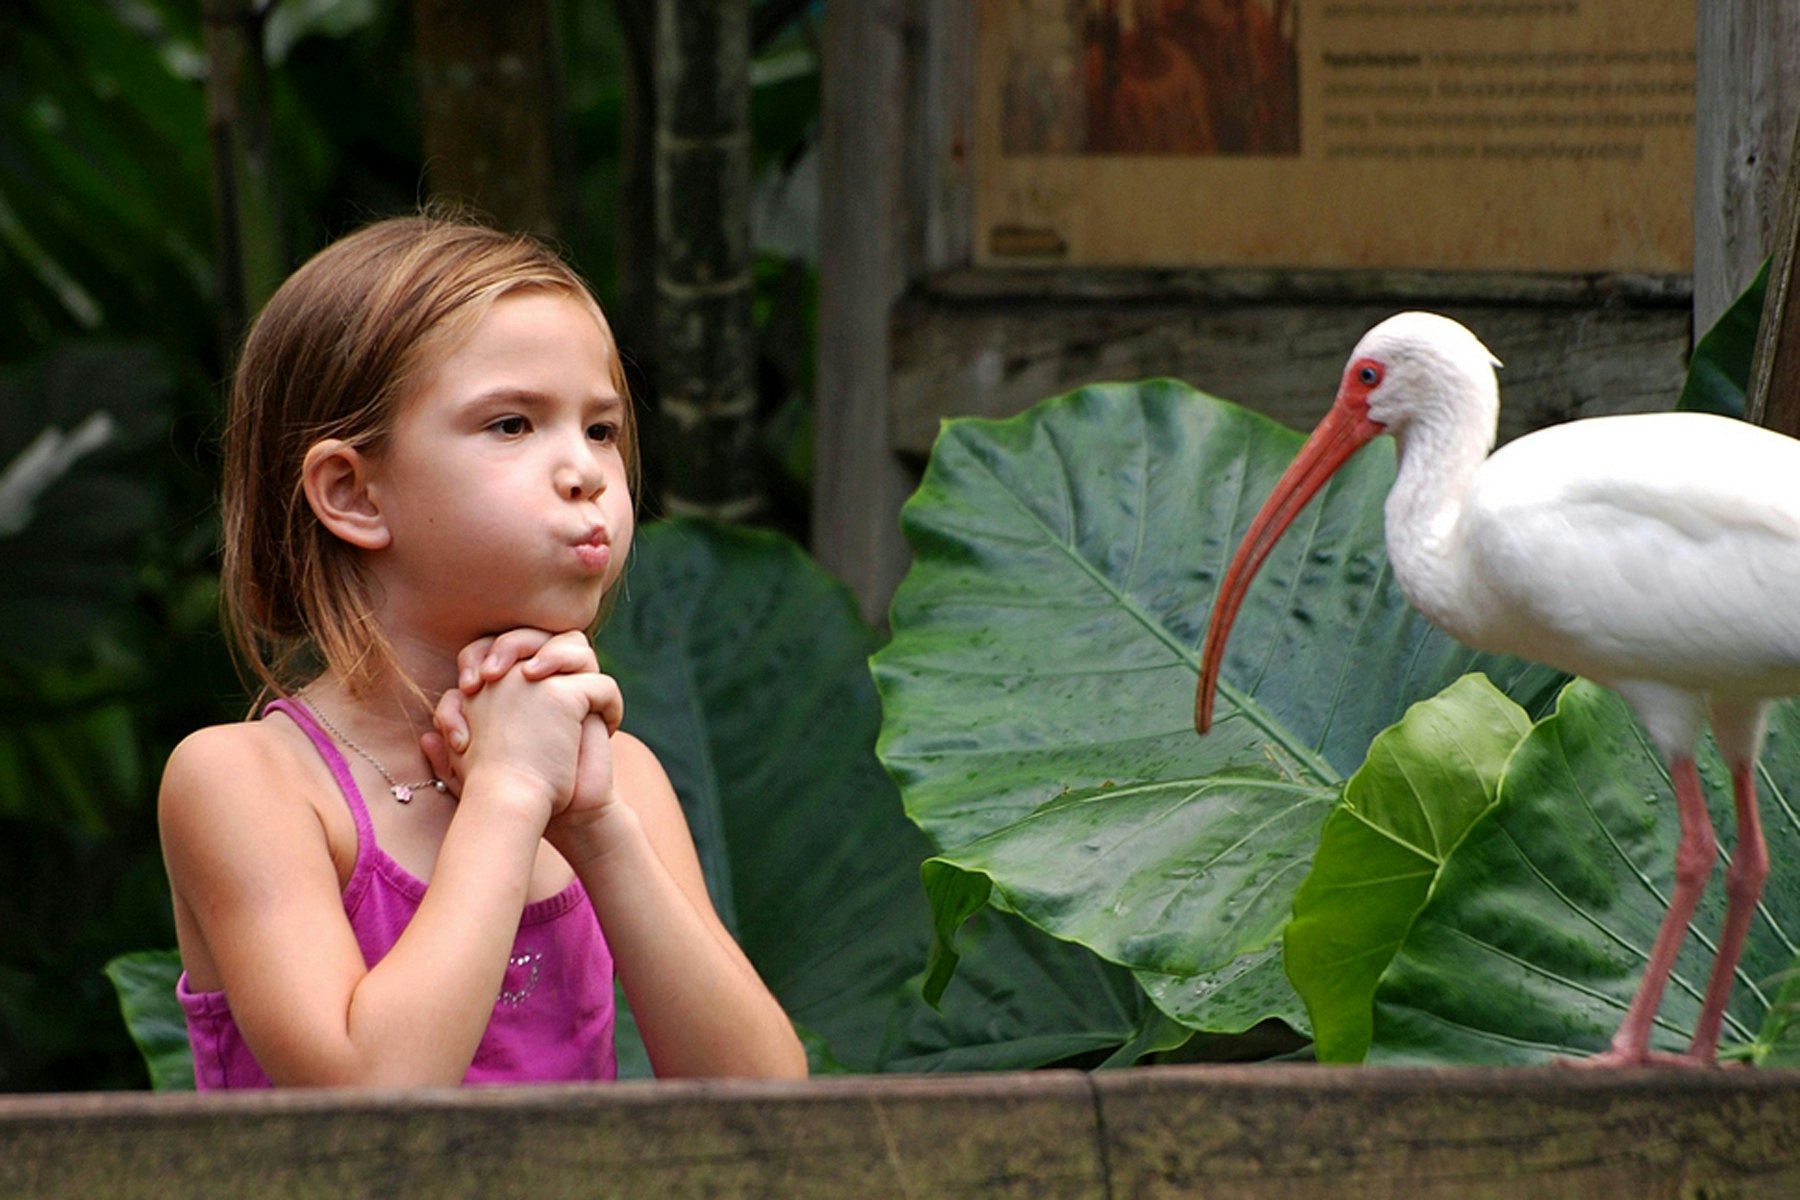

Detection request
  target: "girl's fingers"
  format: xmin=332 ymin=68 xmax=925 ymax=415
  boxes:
xmin=419 ymin=728 xmax=460 ymax=793
xmin=456 ymin=636 xmax=500 ymax=692
xmin=519 ymin=630 xmax=600 ymax=681
xmin=459 ymin=629 xmax=556 ymax=692
xmin=542 ymin=670 xmax=624 ymax=737
xmin=434 ymin=686 xmax=470 ymax=753
xmin=457 ymin=630 xmax=598 ymax=693
xmin=584 ymin=673 xmax=625 ymax=736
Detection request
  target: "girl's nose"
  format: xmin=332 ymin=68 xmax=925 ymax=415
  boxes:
xmin=554 ymin=458 xmax=604 ymax=501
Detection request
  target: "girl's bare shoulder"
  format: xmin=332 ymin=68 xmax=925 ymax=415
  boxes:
xmin=610 ymin=729 xmax=671 ymax=793
xmin=159 ymin=712 xmax=350 ymax=870
xmin=162 ymin=714 xmax=315 ymax=802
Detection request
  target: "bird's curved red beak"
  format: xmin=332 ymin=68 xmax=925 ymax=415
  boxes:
xmin=1195 ymin=392 xmax=1385 ymax=733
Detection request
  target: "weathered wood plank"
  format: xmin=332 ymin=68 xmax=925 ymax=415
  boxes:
xmin=925 ymin=267 xmax=1690 ymax=307
xmin=1694 ymin=1 xmax=1800 ymax=336
xmin=1746 ymin=103 xmax=1800 ymax=439
xmin=1096 ymin=1065 xmax=1800 ymax=1200
xmin=0 ymin=1074 xmax=1105 ymax=1200
xmin=890 ymin=298 xmax=1692 ymax=458
xmin=5 ymin=1068 xmax=1799 ymax=1199
xmin=918 ymin=0 xmax=977 ymax=274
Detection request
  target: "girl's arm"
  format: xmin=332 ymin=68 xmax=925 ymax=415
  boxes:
xmin=432 ymin=630 xmax=806 ymax=1078
xmin=161 ymin=670 xmax=604 ymax=1086
xmin=555 ymin=731 xmax=809 ymax=1079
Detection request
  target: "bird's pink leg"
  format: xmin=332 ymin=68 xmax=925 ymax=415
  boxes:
xmin=1686 ymin=759 xmax=1768 ymax=1062
xmin=1571 ymin=756 xmax=1716 ymax=1067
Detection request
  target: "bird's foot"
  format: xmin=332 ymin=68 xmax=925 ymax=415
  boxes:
xmin=1554 ymin=1047 xmax=1718 ymax=1069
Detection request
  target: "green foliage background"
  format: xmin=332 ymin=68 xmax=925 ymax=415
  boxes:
xmin=12 ymin=0 xmax=1782 ymax=1092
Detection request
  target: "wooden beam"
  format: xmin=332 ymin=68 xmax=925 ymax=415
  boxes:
xmin=891 ymin=296 xmax=1691 ymax=458
xmin=4 ymin=1067 xmax=1799 ymax=1199
xmin=1094 ymin=1066 xmax=1800 ymax=1200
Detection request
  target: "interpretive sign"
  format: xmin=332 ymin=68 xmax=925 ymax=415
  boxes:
xmin=978 ymin=0 xmax=1694 ymax=272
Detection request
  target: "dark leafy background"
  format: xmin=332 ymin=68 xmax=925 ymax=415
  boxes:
xmin=8 ymin=0 xmax=826 ymax=1090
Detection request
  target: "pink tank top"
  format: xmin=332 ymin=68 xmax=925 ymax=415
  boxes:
xmin=177 ymin=698 xmax=618 ymax=1087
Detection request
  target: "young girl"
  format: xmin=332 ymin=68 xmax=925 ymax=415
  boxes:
xmin=159 ymin=213 xmax=807 ymax=1087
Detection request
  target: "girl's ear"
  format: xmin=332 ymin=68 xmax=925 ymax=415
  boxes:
xmin=302 ymin=439 xmax=392 ymax=551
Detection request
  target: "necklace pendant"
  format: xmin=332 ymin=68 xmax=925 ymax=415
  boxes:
xmin=392 ymin=783 xmax=414 ymax=803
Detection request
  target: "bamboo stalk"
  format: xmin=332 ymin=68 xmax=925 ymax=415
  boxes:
xmin=655 ymin=0 xmax=763 ymax=520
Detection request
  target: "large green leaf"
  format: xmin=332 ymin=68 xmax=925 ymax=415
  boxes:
xmin=598 ymin=518 xmax=929 ymax=1072
xmin=102 ymin=950 xmax=192 ymax=1091
xmin=919 ymin=772 xmax=1328 ymax=1034
xmin=879 ymin=908 xmax=1189 ymax=1073
xmin=1285 ymin=675 xmax=1532 ymax=1061
xmin=602 ymin=518 xmax=1164 ymax=1072
xmin=875 ymin=381 xmax=1564 ymax=1032
xmin=1368 ymin=681 xmax=1800 ymax=1063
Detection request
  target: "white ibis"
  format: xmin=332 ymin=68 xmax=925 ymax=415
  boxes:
xmin=1197 ymin=311 xmax=1800 ymax=1066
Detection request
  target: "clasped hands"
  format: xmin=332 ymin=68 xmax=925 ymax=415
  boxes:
xmin=420 ymin=629 xmax=624 ymax=841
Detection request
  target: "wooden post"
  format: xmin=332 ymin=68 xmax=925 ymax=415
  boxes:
xmin=814 ymin=0 xmax=916 ymax=624
xmin=1693 ymin=1 xmax=1800 ymax=337
xmin=1744 ymin=106 xmax=1800 ymax=437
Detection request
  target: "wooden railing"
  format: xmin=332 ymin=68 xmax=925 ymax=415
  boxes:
xmin=4 ymin=1065 xmax=1798 ymax=1198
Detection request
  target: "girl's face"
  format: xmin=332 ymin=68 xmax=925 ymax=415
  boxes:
xmin=366 ymin=289 xmax=635 ymax=646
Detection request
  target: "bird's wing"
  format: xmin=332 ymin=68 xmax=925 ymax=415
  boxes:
xmin=1459 ymin=413 xmax=1800 ymax=693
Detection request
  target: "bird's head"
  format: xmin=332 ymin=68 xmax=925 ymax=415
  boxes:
xmin=1342 ymin=311 xmax=1502 ymax=449
xmin=1193 ymin=311 xmax=1500 ymax=734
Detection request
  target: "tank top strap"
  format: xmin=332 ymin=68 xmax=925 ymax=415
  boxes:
xmin=262 ymin=697 xmax=378 ymax=850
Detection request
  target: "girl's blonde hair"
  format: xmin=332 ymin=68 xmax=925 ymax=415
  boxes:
xmin=221 ymin=211 xmax=639 ymax=701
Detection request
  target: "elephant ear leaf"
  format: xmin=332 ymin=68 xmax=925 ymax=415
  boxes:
xmin=1367 ymin=682 xmax=1800 ymax=1064
xmin=874 ymin=380 xmax=1563 ymax=1036
xmin=597 ymin=518 xmax=932 ymax=1074
xmin=603 ymin=517 xmax=1192 ymax=1072
xmin=1285 ymin=674 xmax=1532 ymax=1062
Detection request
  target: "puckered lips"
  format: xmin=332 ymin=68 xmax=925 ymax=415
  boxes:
xmin=571 ymin=525 xmax=612 ymax=573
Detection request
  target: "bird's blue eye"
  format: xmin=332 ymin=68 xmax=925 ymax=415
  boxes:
xmin=1358 ymin=365 xmax=1379 ymax=386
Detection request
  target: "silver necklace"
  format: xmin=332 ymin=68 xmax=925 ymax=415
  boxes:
xmin=304 ymin=697 xmax=447 ymax=804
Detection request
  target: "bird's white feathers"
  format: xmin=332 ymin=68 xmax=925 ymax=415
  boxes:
xmin=1359 ymin=315 xmax=1800 ymax=723
xmin=1458 ymin=413 xmax=1800 ymax=696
